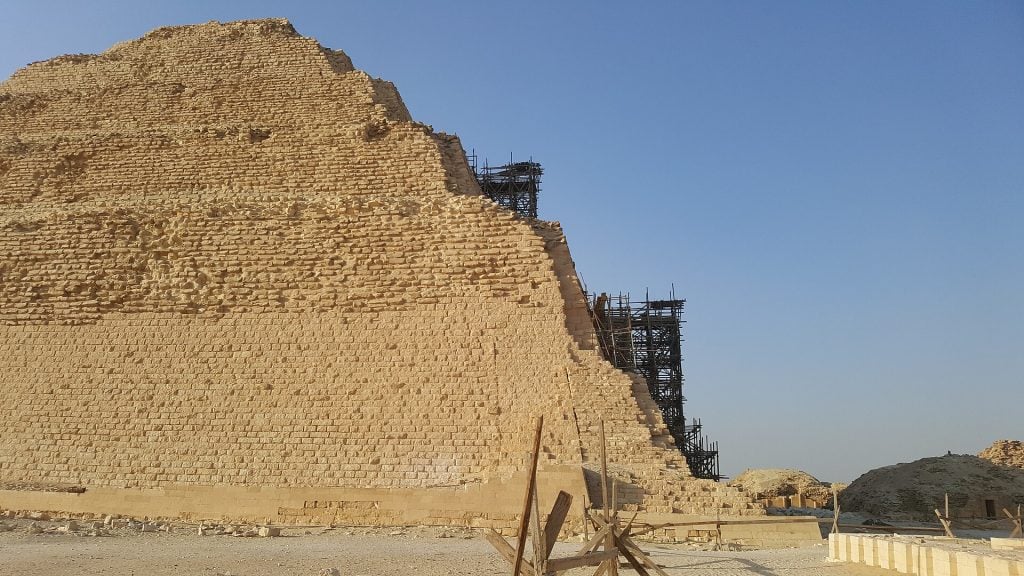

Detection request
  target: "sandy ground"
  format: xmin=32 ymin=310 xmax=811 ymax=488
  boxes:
xmin=0 ymin=519 xmax=899 ymax=576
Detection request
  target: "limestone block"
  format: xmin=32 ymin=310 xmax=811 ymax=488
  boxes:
xmin=991 ymin=538 xmax=1024 ymax=551
xmin=893 ymin=539 xmax=915 ymax=574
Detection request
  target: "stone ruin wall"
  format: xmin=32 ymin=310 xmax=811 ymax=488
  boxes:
xmin=0 ymin=19 xmax=761 ymax=527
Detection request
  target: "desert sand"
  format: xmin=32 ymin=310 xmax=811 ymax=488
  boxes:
xmin=0 ymin=519 xmax=888 ymax=576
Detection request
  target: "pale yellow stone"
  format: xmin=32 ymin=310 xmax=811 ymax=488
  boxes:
xmin=0 ymin=18 xmax=761 ymax=529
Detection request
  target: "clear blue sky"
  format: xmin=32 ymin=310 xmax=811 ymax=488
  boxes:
xmin=2 ymin=1 xmax=1021 ymax=483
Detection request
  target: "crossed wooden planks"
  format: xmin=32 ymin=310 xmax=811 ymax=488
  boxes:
xmin=934 ymin=499 xmax=1023 ymax=539
xmin=487 ymin=418 xmax=670 ymax=576
xmin=934 ymin=493 xmax=955 ymax=538
xmin=831 ymin=485 xmax=840 ymax=534
xmin=1005 ymin=505 xmax=1023 ymax=538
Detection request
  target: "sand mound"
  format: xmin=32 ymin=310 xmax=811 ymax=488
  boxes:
xmin=979 ymin=440 xmax=1024 ymax=469
xmin=841 ymin=454 xmax=1024 ymax=520
xmin=728 ymin=468 xmax=833 ymax=504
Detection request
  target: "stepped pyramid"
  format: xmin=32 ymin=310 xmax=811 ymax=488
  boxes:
xmin=0 ymin=19 xmax=762 ymax=528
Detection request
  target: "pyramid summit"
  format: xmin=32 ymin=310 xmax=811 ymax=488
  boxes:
xmin=0 ymin=19 xmax=762 ymax=530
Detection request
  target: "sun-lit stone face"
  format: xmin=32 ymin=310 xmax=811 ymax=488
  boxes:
xmin=0 ymin=18 xmax=761 ymax=526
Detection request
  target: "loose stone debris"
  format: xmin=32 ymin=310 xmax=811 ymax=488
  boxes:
xmin=0 ymin=510 xmax=290 ymax=540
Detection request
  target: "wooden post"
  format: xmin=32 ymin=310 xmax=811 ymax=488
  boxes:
xmin=486 ymin=530 xmax=535 ymax=576
xmin=622 ymin=512 xmax=639 ymax=536
xmin=590 ymin=514 xmax=670 ymax=576
xmin=598 ymin=420 xmax=618 ymax=576
xmin=611 ymin=477 xmax=618 ymax=521
xmin=715 ymin=512 xmax=722 ymax=550
xmin=599 ymin=420 xmax=610 ymax=522
xmin=934 ymin=509 xmax=954 ymax=538
xmin=935 ymin=493 xmax=955 ymax=538
xmin=1004 ymin=507 xmax=1023 ymax=538
xmin=619 ymin=534 xmax=672 ymax=576
xmin=617 ymin=543 xmax=652 ymax=576
xmin=530 ymin=479 xmax=546 ymax=576
xmin=545 ymin=550 xmax=618 ymax=573
xmin=513 ymin=416 xmax=544 ymax=576
xmin=831 ymin=485 xmax=841 ymax=534
xmin=577 ymin=520 xmax=612 ymax=555
xmin=582 ymin=495 xmax=590 ymax=542
xmin=486 ymin=419 xmax=667 ymax=576
xmin=543 ymin=491 xmax=573 ymax=559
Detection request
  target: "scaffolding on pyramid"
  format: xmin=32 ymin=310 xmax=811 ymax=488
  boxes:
xmin=588 ymin=289 xmax=722 ymax=480
xmin=468 ymin=151 xmax=542 ymax=219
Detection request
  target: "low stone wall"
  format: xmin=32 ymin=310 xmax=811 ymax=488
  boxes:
xmin=631 ymin=512 xmax=823 ymax=549
xmin=0 ymin=465 xmax=588 ymax=534
xmin=828 ymin=533 xmax=1024 ymax=576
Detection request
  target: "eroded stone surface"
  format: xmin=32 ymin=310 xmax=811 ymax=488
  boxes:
xmin=0 ymin=19 xmax=760 ymax=525
xmin=979 ymin=440 xmax=1024 ymax=470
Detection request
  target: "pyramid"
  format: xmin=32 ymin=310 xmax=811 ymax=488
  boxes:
xmin=0 ymin=19 xmax=761 ymax=528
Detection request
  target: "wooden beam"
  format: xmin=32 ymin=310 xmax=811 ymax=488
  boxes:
xmin=545 ymin=550 xmax=619 ymax=573
xmin=934 ymin=509 xmax=954 ymax=538
xmin=831 ymin=485 xmax=840 ymax=534
xmin=834 ymin=523 xmax=946 ymax=533
xmin=485 ymin=530 xmax=535 ymax=576
xmin=530 ymin=475 xmax=546 ymax=575
xmin=513 ymin=416 xmax=544 ymax=576
xmin=577 ymin=522 xmax=612 ymax=555
xmin=597 ymin=422 xmax=618 ymax=576
xmin=629 ymin=516 xmax=822 ymax=537
xmin=1004 ymin=507 xmax=1023 ymax=538
xmin=590 ymin=514 xmax=609 ymax=529
xmin=599 ymin=419 xmax=610 ymax=522
xmin=620 ymin=534 xmax=672 ymax=576
xmin=616 ymin=538 xmax=651 ymax=576
xmin=543 ymin=491 xmax=573 ymax=559
xmin=611 ymin=477 xmax=618 ymax=520
xmin=622 ymin=511 xmax=639 ymax=536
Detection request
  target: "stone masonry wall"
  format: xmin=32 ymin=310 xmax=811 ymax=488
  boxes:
xmin=0 ymin=19 xmax=761 ymax=524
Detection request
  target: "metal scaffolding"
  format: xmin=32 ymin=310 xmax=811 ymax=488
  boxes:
xmin=588 ymin=289 xmax=722 ymax=480
xmin=468 ymin=152 xmax=542 ymax=219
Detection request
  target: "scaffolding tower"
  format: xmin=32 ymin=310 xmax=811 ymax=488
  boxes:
xmin=468 ymin=152 xmax=542 ymax=219
xmin=589 ymin=290 xmax=722 ymax=480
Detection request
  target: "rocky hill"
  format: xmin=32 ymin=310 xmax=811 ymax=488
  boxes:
xmin=841 ymin=454 xmax=1024 ymax=520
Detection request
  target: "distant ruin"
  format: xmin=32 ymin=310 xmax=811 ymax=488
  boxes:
xmin=0 ymin=19 xmax=762 ymax=528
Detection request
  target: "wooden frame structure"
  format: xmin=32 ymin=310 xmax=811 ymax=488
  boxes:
xmin=1004 ymin=505 xmax=1022 ymax=538
xmin=487 ymin=419 xmax=670 ymax=576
